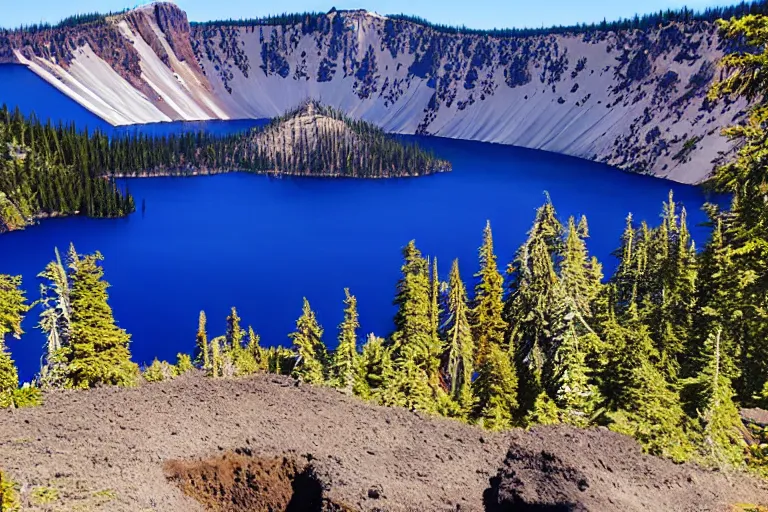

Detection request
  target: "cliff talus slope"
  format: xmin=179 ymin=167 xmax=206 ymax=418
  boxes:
xmin=0 ymin=3 xmax=753 ymax=183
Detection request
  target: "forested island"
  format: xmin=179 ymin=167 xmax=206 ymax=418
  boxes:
xmin=0 ymin=102 xmax=449 ymax=232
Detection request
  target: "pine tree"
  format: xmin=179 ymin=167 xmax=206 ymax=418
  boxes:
xmin=0 ymin=275 xmax=27 ymax=393
xmin=289 ymin=298 xmax=327 ymax=384
xmin=550 ymin=320 xmax=601 ymax=427
xmin=37 ymin=248 xmax=71 ymax=388
xmin=440 ymin=259 xmax=475 ymax=416
xmin=195 ymin=311 xmax=209 ymax=371
xmin=63 ymin=247 xmax=137 ymax=388
xmin=331 ymin=289 xmax=359 ymax=392
xmin=226 ymin=307 xmax=245 ymax=351
xmin=210 ymin=335 xmax=224 ymax=378
xmin=685 ymin=328 xmax=744 ymax=466
xmin=386 ymin=241 xmax=439 ymax=411
xmin=471 ymin=221 xmax=507 ymax=364
xmin=472 ymin=343 xmax=518 ymax=431
xmin=560 ymin=216 xmax=602 ymax=318
xmin=354 ymin=334 xmax=391 ymax=400
xmin=602 ymin=319 xmax=692 ymax=461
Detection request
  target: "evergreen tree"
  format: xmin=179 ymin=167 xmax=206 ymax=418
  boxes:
xmin=386 ymin=241 xmax=439 ymax=411
xmin=289 ymin=298 xmax=327 ymax=384
xmin=704 ymin=14 xmax=768 ymax=401
xmin=685 ymin=328 xmax=745 ymax=466
xmin=471 ymin=221 xmax=507 ymax=364
xmin=331 ymin=289 xmax=359 ymax=392
xmin=195 ymin=311 xmax=210 ymax=371
xmin=66 ymin=247 xmax=138 ymax=388
xmin=354 ymin=334 xmax=390 ymax=399
xmin=210 ymin=335 xmax=224 ymax=378
xmin=550 ymin=320 xmax=601 ymax=427
xmin=440 ymin=259 xmax=475 ymax=416
xmin=37 ymin=248 xmax=71 ymax=388
xmin=602 ymin=319 xmax=692 ymax=461
xmin=505 ymin=203 xmax=562 ymax=414
xmin=0 ymin=275 xmax=27 ymax=393
xmin=226 ymin=307 xmax=245 ymax=351
xmin=472 ymin=343 xmax=518 ymax=430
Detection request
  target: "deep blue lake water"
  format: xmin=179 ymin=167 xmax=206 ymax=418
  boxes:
xmin=0 ymin=64 xmax=721 ymax=382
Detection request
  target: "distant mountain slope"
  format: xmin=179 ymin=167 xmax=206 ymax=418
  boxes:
xmin=0 ymin=2 xmax=756 ymax=183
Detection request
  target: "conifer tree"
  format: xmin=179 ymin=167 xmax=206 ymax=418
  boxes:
xmin=0 ymin=275 xmax=27 ymax=393
xmin=37 ymin=248 xmax=71 ymax=388
xmin=472 ymin=343 xmax=518 ymax=430
xmin=550 ymin=320 xmax=601 ymax=427
xmin=602 ymin=319 xmax=692 ymax=461
xmin=471 ymin=221 xmax=507 ymax=364
xmin=560 ymin=216 xmax=602 ymax=318
xmin=701 ymin=16 xmax=768 ymax=401
xmin=386 ymin=241 xmax=439 ymax=411
xmin=354 ymin=334 xmax=391 ymax=400
xmin=440 ymin=259 xmax=475 ymax=415
xmin=685 ymin=328 xmax=744 ymax=465
xmin=226 ymin=307 xmax=245 ymax=351
xmin=505 ymin=223 xmax=561 ymax=414
xmin=66 ymin=247 xmax=138 ymax=389
xmin=289 ymin=298 xmax=327 ymax=384
xmin=210 ymin=335 xmax=224 ymax=378
xmin=331 ymin=289 xmax=359 ymax=392
xmin=430 ymin=257 xmax=441 ymax=356
xmin=195 ymin=311 xmax=210 ymax=371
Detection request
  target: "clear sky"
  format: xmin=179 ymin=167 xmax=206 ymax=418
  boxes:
xmin=2 ymin=0 xmax=732 ymax=31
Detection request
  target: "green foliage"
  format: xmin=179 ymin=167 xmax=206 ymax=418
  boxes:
xmin=471 ymin=221 xmax=507 ymax=364
xmin=195 ymin=311 xmax=209 ymax=371
xmin=66 ymin=246 xmax=138 ymax=388
xmin=353 ymin=334 xmax=390 ymax=399
xmin=526 ymin=392 xmax=561 ymax=427
xmin=0 ymin=107 xmax=134 ymax=231
xmin=175 ymin=353 xmax=194 ymax=375
xmin=37 ymin=248 xmax=72 ymax=389
xmin=142 ymin=359 xmax=177 ymax=383
xmin=330 ymin=289 xmax=359 ymax=392
xmin=0 ymin=385 xmax=42 ymax=409
xmin=472 ymin=343 xmax=518 ymax=431
xmin=0 ymin=274 xmax=27 ymax=394
xmin=31 ymin=486 xmax=60 ymax=505
xmin=0 ymin=470 xmax=20 ymax=512
xmin=289 ymin=298 xmax=327 ymax=384
xmin=684 ymin=329 xmax=745 ymax=466
xmin=440 ymin=259 xmax=475 ymax=416
xmin=386 ymin=241 xmax=440 ymax=412
xmin=703 ymin=14 xmax=768 ymax=403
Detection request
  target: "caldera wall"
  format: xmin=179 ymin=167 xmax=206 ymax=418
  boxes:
xmin=0 ymin=3 xmax=750 ymax=183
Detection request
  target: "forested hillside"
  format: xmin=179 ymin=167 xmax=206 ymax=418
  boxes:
xmin=0 ymin=108 xmax=134 ymax=233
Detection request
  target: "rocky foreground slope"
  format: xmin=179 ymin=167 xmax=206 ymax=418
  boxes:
xmin=0 ymin=373 xmax=766 ymax=511
xmin=0 ymin=3 xmax=756 ymax=183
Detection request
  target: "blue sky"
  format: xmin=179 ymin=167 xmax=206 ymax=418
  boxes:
xmin=3 ymin=0 xmax=731 ymax=30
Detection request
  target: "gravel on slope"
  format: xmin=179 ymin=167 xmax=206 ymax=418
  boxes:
xmin=0 ymin=372 xmax=766 ymax=511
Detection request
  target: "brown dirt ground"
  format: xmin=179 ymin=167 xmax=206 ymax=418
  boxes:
xmin=0 ymin=372 xmax=766 ymax=511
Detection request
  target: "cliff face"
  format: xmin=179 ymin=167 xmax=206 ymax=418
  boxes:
xmin=0 ymin=3 xmax=751 ymax=183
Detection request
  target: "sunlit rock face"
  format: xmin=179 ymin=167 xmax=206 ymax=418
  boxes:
xmin=0 ymin=3 xmax=750 ymax=183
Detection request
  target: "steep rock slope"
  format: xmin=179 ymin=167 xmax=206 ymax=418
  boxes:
xmin=0 ymin=3 xmax=229 ymax=124
xmin=0 ymin=3 xmax=754 ymax=182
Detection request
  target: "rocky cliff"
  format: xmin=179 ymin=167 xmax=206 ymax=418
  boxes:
xmin=0 ymin=3 xmax=754 ymax=183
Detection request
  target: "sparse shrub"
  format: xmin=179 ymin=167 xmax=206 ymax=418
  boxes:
xmin=0 ymin=385 xmax=43 ymax=409
xmin=31 ymin=486 xmax=59 ymax=505
xmin=0 ymin=470 xmax=20 ymax=512
xmin=142 ymin=359 xmax=176 ymax=383
xmin=175 ymin=353 xmax=193 ymax=375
